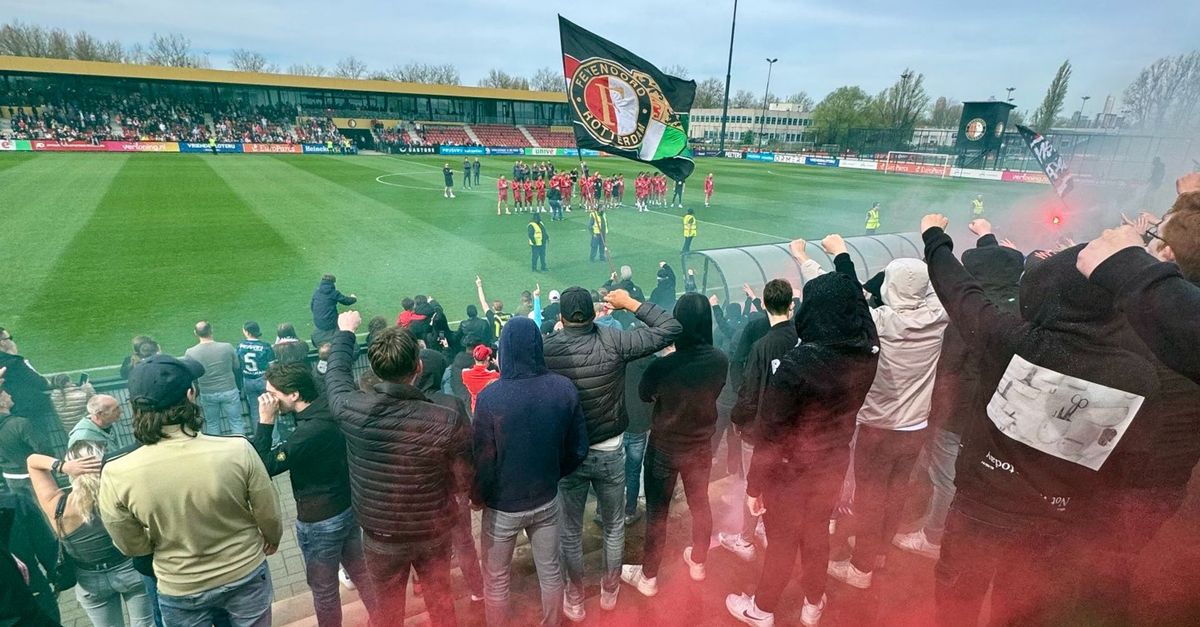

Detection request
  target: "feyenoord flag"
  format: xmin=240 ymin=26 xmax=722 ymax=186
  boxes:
xmin=559 ymin=16 xmax=696 ymax=181
xmin=1016 ymin=125 xmax=1074 ymax=198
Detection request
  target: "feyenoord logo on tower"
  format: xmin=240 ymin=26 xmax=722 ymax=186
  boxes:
xmin=559 ymin=16 xmax=696 ymax=181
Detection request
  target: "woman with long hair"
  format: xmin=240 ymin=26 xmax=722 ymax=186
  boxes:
xmin=27 ymin=441 xmax=154 ymax=626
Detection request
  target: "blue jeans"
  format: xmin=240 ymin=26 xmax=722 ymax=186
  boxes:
xmin=142 ymin=575 xmax=165 ymax=627
xmin=157 ymin=561 xmax=272 ymax=627
xmin=296 ymin=507 xmax=377 ymax=627
xmin=243 ymin=377 xmax=266 ymax=424
xmin=624 ymin=431 xmax=648 ymax=516
xmin=482 ymin=499 xmax=563 ymax=626
xmin=75 ymin=560 xmax=155 ymax=627
xmin=558 ymin=445 xmax=625 ymax=603
xmin=200 ymin=389 xmax=245 ymax=436
xmin=921 ymin=427 xmax=961 ymax=545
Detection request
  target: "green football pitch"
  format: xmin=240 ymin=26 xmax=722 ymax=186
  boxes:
xmin=0 ymin=152 xmax=1051 ymax=374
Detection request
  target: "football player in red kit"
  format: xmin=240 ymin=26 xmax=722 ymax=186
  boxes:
xmin=497 ymin=175 xmax=510 ymax=215
xmin=535 ymin=177 xmax=547 ymax=212
xmin=602 ymin=176 xmax=613 ymax=209
xmin=704 ymin=173 xmax=714 ymax=207
xmin=524 ymin=178 xmax=535 ymax=209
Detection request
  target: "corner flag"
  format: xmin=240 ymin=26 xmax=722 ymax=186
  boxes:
xmin=559 ymin=15 xmax=696 ymax=181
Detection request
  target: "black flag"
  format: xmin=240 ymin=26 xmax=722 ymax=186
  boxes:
xmin=1016 ymin=125 xmax=1074 ymax=198
xmin=559 ymin=16 xmax=696 ymax=181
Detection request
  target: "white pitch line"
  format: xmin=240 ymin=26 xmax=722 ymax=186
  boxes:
xmin=644 ymin=209 xmax=788 ymax=242
xmin=374 ymin=172 xmax=490 ymax=193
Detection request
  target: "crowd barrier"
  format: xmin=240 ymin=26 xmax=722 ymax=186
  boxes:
xmin=1 ymin=139 xmax=356 ymax=155
xmin=714 ymin=148 xmax=1050 ymax=185
xmin=1 ymin=137 xmax=1049 ymax=186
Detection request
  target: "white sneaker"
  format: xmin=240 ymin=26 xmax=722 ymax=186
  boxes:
xmin=450 ymin=193 xmax=456 ymax=198
xmin=620 ymin=564 xmax=657 ymax=597
xmin=338 ymin=566 xmax=356 ymax=590
xmin=755 ymin=520 xmax=768 ymax=548
xmin=600 ymin=581 xmax=621 ymax=609
xmin=683 ymin=546 xmax=706 ymax=581
xmin=719 ymin=532 xmax=757 ymax=562
xmin=892 ymin=529 xmax=942 ymax=559
xmin=562 ymin=592 xmax=585 ymax=622
xmin=800 ymin=594 xmax=827 ymax=626
xmin=726 ymin=593 xmax=774 ymax=627
xmin=827 ymin=559 xmax=873 ymax=589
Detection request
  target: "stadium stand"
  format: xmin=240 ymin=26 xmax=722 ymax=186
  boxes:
xmin=471 ymin=123 xmax=532 ymax=147
xmin=524 ymin=125 xmax=576 ymax=148
xmin=418 ymin=124 xmax=473 ymax=146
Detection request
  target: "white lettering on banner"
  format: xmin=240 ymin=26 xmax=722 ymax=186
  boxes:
xmin=951 ymin=168 xmax=1004 ymax=181
xmin=774 ymin=153 xmax=804 ymax=164
xmin=0 ymin=139 xmax=14 ymax=151
xmin=722 ymin=150 xmax=743 ymax=159
xmin=838 ymin=158 xmax=878 ymax=170
xmin=986 ymin=354 xmax=1144 ymax=471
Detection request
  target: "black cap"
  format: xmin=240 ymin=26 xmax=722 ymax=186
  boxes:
xmin=128 ymin=354 xmax=205 ymax=411
xmin=559 ymin=286 xmax=595 ymax=323
xmin=243 ymin=321 xmax=261 ymax=337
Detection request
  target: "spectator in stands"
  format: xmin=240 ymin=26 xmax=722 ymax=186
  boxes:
xmin=0 ymin=327 xmax=59 ymax=435
xmin=458 ymin=305 xmax=491 ymax=349
xmin=412 ymin=295 xmax=436 ymax=342
xmin=325 ymin=311 xmax=471 ymax=627
xmin=0 ymin=386 xmax=60 ymax=621
xmin=184 ymin=321 xmax=244 ymax=436
xmin=50 ymin=372 xmax=96 ymax=437
xmin=273 ymin=323 xmax=309 ymax=365
xmin=726 ymin=272 xmax=879 ymax=627
xmin=396 ymin=298 xmax=422 ymax=329
xmin=649 ymin=262 xmax=678 ymax=312
xmin=604 ymin=267 xmax=646 ymax=328
xmin=1079 ymin=183 xmax=1200 ymax=383
xmin=99 ymin=354 xmax=282 ymax=627
xmin=1 ymin=487 xmax=60 ymax=626
xmin=476 ymin=276 xmax=512 ymax=342
xmin=417 ymin=348 xmax=484 ymax=604
xmin=68 ymin=394 xmax=121 ymax=449
xmin=237 ymin=321 xmax=275 ymax=428
xmin=921 ymin=213 xmax=1158 ymax=626
xmin=310 ymin=274 xmax=357 ymax=349
xmin=27 ymin=443 xmax=154 ymax=626
xmin=816 ymin=235 xmax=948 ymax=591
xmin=462 ymin=345 xmax=500 ymax=414
xmin=473 ymin=317 xmax=587 ymax=625
xmin=620 ymin=353 xmax=654 ymax=526
xmin=721 ymin=278 xmax=795 ymax=562
xmin=120 ymin=335 xmax=160 ymax=380
xmin=623 ymin=293 xmax=728 ymax=595
xmin=253 ymin=362 xmax=379 ymax=627
xmin=543 ymin=287 xmax=681 ymax=619
xmin=366 ymin=316 xmax=390 ymax=348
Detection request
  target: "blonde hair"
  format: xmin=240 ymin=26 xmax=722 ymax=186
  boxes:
xmin=66 ymin=440 xmax=105 ymax=524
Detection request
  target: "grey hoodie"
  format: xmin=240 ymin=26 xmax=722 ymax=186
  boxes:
xmin=856 ymin=258 xmax=949 ymax=430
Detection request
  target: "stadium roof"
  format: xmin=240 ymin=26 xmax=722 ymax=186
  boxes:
xmin=0 ymin=55 xmax=568 ymax=104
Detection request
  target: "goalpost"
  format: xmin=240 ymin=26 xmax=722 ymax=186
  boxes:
xmin=883 ymin=151 xmax=956 ymax=179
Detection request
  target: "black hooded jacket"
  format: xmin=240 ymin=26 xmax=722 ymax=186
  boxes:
xmin=924 ymin=228 xmax=1159 ymax=523
xmin=929 ymin=234 xmax=1024 ymax=434
xmin=473 ymin=318 xmax=588 ymax=512
xmin=639 ymin=294 xmax=729 ymax=454
xmin=747 ymin=272 xmax=879 ymax=497
xmin=310 ymin=278 xmax=356 ymax=332
xmin=649 ymin=264 xmax=678 ymax=311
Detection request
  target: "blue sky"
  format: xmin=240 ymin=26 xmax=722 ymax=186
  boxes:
xmin=6 ymin=0 xmax=1196 ymax=116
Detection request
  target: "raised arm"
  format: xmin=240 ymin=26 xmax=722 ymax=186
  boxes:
xmin=475 ymin=275 xmax=490 ymax=314
xmin=1083 ymin=228 xmax=1200 ymax=384
xmin=251 ymin=395 xmax=290 ymax=477
xmin=921 ymin=215 xmax=1020 ymax=351
xmin=325 ymin=311 xmax=364 ymax=418
xmin=603 ymin=289 xmax=682 ymax=360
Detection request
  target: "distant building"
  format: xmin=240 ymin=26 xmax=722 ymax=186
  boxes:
xmin=688 ymin=103 xmax=814 ymax=145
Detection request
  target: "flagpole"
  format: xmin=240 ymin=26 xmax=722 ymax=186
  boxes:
xmin=717 ymin=0 xmax=738 ymax=155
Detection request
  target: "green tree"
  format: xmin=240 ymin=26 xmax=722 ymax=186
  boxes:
xmin=740 ymin=129 xmax=755 ymax=145
xmin=811 ymin=86 xmax=872 ymax=145
xmin=1031 ymin=60 xmax=1072 ymax=133
xmin=926 ymin=96 xmax=962 ymax=128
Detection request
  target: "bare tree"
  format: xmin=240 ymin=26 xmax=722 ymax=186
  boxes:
xmin=662 ymin=64 xmax=690 ymax=79
xmin=367 ymin=72 xmax=391 ymax=81
xmin=145 ymin=33 xmax=206 ymax=68
xmin=333 ymin=56 xmax=368 ymax=79
xmin=1122 ymin=51 xmax=1200 ymax=131
xmin=388 ymin=62 xmax=460 ymax=85
xmin=46 ymin=28 xmax=71 ymax=59
xmin=479 ymin=68 xmax=529 ymax=90
xmin=0 ymin=21 xmax=50 ymax=57
xmin=125 ymin=43 xmax=146 ymax=64
xmin=230 ymin=48 xmax=277 ymax=73
xmin=287 ymin=63 xmax=327 ymax=77
xmin=694 ymin=77 xmax=725 ymax=108
xmin=731 ymin=89 xmax=758 ymax=108
xmin=530 ymin=66 xmax=564 ymax=92
xmin=785 ymin=91 xmax=814 ymax=111
xmin=1031 ymin=60 xmax=1072 ymax=133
